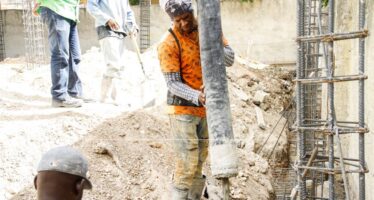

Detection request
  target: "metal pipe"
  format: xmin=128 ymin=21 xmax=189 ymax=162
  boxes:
xmin=358 ymin=0 xmax=366 ymax=199
xmin=196 ymin=2 xmax=238 ymax=199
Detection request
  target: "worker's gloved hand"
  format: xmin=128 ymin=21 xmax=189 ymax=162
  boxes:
xmin=126 ymin=22 xmax=139 ymax=38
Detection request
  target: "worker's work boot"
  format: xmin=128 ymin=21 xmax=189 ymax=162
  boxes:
xmin=188 ymin=176 xmax=206 ymax=200
xmin=172 ymin=187 xmax=188 ymax=200
xmin=52 ymin=96 xmax=82 ymax=108
xmin=100 ymin=76 xmax=113 ymax=103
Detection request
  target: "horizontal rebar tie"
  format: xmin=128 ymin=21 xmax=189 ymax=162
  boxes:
xmin=295 ymin=166 xmax=368 ymax=175
xmin=296 ymin=30 xmax=369 ymax=42
xmin=294 ymin=74 xmax=367 ymax=83
xmin=292 ymin=126 xmax=369 ymax=134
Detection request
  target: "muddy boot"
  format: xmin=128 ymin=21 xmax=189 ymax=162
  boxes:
xmin=100 ymin=76 xmax=113 ymax=103
xmin=188 ymin=176 xmax=206 ymax=200
xmin=172 ymin=187 xmax=188 ymax=200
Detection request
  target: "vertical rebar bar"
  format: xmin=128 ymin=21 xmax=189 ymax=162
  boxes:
xmin=336 ymin=129 xmax=351 ymax=200
xmin=22 ymin=0 xmax=46 ymax=69
xmin=139 ymin=0 xmax=150 ymax=53
xmin=297 ymin=0 xmax=307 ymax=199
xmin=0 ymin=2 xmax=5 ymax=61
xmin=317 ymin=0 xmax=328 ymax=69
xmin=358 ymin=0 xmax=366 ymax=199
xmin=316 ymin=2 xmax=328 ymax=198
xmin=327 ymin=0 xmax=335 ymax=199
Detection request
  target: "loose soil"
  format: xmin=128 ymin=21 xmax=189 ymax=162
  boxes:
xmin=1 ymin=47 xmax=294 ymax=200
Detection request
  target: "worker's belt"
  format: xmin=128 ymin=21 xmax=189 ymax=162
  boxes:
xmin=167 ymin=91 xmax=201 ymax=107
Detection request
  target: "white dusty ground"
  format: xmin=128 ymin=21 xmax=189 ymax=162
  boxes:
xmin=1 ymin=46 xmax=293 ymax=199
xmin=0 ymin=47 xmax=166 ymax=199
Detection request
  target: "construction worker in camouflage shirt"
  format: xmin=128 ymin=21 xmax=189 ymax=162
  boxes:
xmin=158 ymin=0 xmax=235 ymax=199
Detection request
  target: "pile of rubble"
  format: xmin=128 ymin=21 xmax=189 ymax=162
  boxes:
xmin=7 ymin=47 xmax=295 ymax=199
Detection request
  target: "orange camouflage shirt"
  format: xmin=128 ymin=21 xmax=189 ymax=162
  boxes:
xmin=158 ymin=26 xmax=228 ymax=118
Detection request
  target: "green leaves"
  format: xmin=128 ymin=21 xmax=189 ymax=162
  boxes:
xmin=130 ymin=0 xmax=139 ymax=5
xmin=322 ymin=0 xmax=328 ymax=7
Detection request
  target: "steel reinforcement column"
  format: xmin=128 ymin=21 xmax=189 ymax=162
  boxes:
xmin=139 ymin=0 xmax=150 ymax=52
xmin=297 ymin=0 xmax=307 ymax=198
xmin=0 ymin=3 xmax=5 ymax=61
xmin=197 ymin=0 xmax=238 ymax=180
xmin=358 ymin=0 xmax=366 ymax=199
xmin=327 ymin=0 xmax=335 ymax=199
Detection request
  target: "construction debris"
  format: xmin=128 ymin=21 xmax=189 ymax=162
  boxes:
xmin=255 ymin=106 xmax=267 ymax=130
xmin=2 ymin=44 xmax=295 ymax=199
xmin=236 ymin=55 xmax=270 ymax=70
xmin=232 ymin=87 xmax=250 ymax=102
xmin=253 ymin=90 xmax=269 ymax=105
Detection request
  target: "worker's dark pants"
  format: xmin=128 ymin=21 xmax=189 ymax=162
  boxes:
xmin=169 ymin=114 xmax=209 ymax=191
xmin=40 ymin=7 xmax=82 ymax=101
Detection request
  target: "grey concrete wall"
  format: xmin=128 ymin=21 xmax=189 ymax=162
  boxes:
xmin=2 ymin=1 xmax=297 ymax=64
xmin=332 ymin=1 xmax=374 ymax=199
xmin=2 ymin=10 xmax=25 ymax=58
xmin=220 ymin=0 xmax=297 ymax=64
xmin=2 ymin=9 xmax=99 ymax=58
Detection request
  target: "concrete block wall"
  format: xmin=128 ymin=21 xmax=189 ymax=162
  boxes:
xmin=331 ymin=1 xmax=373 ymax=199
xmin=1 ymin=1 xmax=297 ymax=64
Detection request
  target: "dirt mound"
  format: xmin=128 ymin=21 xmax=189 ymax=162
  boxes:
xmin=11 ymin=108 xmax=275 ymax=200
xmin=79 ymin=111 xmax=174 ymax=199
xmin=4 ymin=48 xmax=294 ymax=199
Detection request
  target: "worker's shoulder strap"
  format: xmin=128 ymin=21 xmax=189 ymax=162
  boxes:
xmin=168 ymin=28 xmax=182 ymax=64
xmin=166 ymin=28 xmax=199 ymax=107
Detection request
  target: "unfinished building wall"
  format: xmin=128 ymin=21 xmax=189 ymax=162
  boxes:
xmin=2 ymin=10 xmax=24 ymax=58
xmin=332 ymin=1 xmax=374 ymax=199
xmin=2 ymin=1 xmax=297 ymax=65
xmin=1 ymin=9 xmax=98 ymax=58
xmin=221 ymin=0 xmax=297 ymax=64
